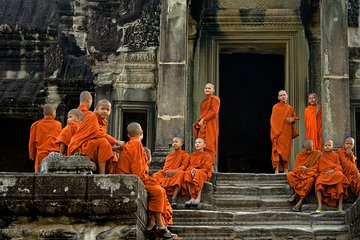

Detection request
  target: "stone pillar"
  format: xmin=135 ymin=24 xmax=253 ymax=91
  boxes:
xmin=308 ymin=38 xmax=322 ymax=98
xmin=153 ymin=0 xmax=187 ymax=161
xmin=320 ymin=0 xmax=350 ymax=147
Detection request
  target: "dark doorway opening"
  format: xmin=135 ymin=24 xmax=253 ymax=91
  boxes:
xmin=218 ymin=53 xmax=284 ymax=173
xmin=122 ymin=110 xmax=148 ymax=147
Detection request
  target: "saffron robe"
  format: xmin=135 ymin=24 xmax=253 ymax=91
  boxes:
xmin=77 ymin=104 xmax=92 ymax=118
xmin=270 ymin=101 xmax=299 ymax=171
xmin=153 ymin=149 xmax=189 ymax=196
xmin=182 ymin=151 xmax=213 ymax=199
xmin=193 ymin=95 xmax=220 ymax=159
xmin=29 ymin=116 xmax=62 ymax=172
xmin=115 ymin=137 xmax=173 ymax=226
xmin=304 ymin=105 xmax=322 ymax=151
xmin=337 ymin=148 xmax=360 ymax=196
xmin=56 ymin=122 xmax=81 ymax=155
xmin=68 ymin=112 xmax=117 ymax=165
xmin=315 ymin=151 xmax=350 ymax=207
xmin=287 ymin=150 xmax=322 ymax=198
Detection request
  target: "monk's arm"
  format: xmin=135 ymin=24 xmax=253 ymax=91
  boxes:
xmin=198 ymin=155 xmax=213 ymax=174
xmin=59 ymin=143 xmax=67 ymax=155
xmin=178 ymin=154 xmax=190 ymax=171
xmin=28 ymin=123 xmax=37 ymax=160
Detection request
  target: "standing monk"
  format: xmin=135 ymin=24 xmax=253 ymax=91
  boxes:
xmin=287 ymin=139 xmax=322 ymax=212
xmin=193 ymin=83 xmax=220 ymax=160
xmin=115 ymin=122 xmax=176 ymax=239
xmin=337 ymin=137 xmax=360 ymax=196
xmin=304 ymin=93 xmax=322 ymax=151
xmin=57 ymin=109 xmax=83 ymax=155
xmin=315 ymin=140 xmax=350 ymax=212
xmin=29 ymin=104 xmax=62 ymax=173
xmin=153 ymin=137 xmax=189 ymax=207
xmin=68 ymin=99 xmax=123 ymax=174
xmin=270 ymin=90 xmax=299 ymax=174
xmin=77 ymin=91 xmax=93 ymax=118
xmin=183 ymin=138 xmax=213 ymax=207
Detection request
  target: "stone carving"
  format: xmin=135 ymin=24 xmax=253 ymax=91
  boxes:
xmin=44 ymin=43 xmax=63 ymax=78
xmin=38 ymin=152 xmax=97 ymax=174
xmin=348 ymin=0 xmax=359 ymax=27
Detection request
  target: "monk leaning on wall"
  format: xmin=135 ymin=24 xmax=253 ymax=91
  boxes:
xmin=29 ymin=104 xmax=62 ymax=173
xmin=304 ymin=93 xmax=322 ymax=151
xmin=68 ymin=99 xmax=124 ymax=174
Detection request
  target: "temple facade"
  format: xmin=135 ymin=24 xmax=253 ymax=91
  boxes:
xmin=0 ymin=0 xmax=359 ymax=173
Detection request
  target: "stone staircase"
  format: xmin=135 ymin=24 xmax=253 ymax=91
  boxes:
xmin=168 ymin=173 xmax=351 ymax=240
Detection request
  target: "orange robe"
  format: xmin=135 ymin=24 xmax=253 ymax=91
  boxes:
xmin=315 ymin=151 xmax=350 ymax=207
xmin=182 ymin=151 xmax=213 ymax=198
xmin=337 ymin=148 xmax=360 ymax=196
xmin=270 ymin=102 xmax=299 ymax=171
xmin=153 ymin=149 xmax=189 ymax=196
xmin=115 ymin=138 xmax=173 ymax=226
xmin=56 ymin=122 xmax=81 ymax=155
xmin=77 ymin=104 xmax=92 ymax=118
xmin=29 ymin=116 xmax=62 ymax=172
xmin=287 ymin=150 xmax=322 ymax=198
xmin=193 ymin=95 xmax=220 ymax=159
xmin=304 ymin=105 xmax=322 ymax=151
xmin=68 ymin=112 xmax=117 ymax=166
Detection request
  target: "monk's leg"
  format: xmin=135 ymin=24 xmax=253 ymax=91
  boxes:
xmin=316 ymin=190 xmax=323 ymax=211
xmin=146 ymin=213 xmax=157 ymax=231
xmin=338 ymin=193 xmax=344 ymax=212
xmin=98 ymin=162 xmax=106 ymax=174
xmin=274 ymin=162 xmax=280 ymax=174
xmin=195 ymin=189 xmax=202 ymax=203
xmin=294 ymin=198 xmax=304 ymax=210
xmin=172 ymin=185 xmax=180 ymax=200
xmin=288 ymin=192 xmax=298 ymax=202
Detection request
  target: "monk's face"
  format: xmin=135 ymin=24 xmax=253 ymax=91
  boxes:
xmin=308 ymin=94 xmax=318 ymax=106
xmin=194 ymin=138 xmax=205 ymax=151
xmin=67 ymin=112 xmax=80 ymax=123
xmin=278 ymin=91 xmax=288 ymax=102
xmin=172 ymin=138 xmax=183 ymax=150
xmin=96 ymin=103 xmax=111 ymax=119
xmin=344 ymin=139 xmax=355 ymax=150
xmin=304 ymin=145 xmax=313 ymax=154
xmin=204 ymin=84 xmax=215 ymax=96
xmin=323 ymin=141 xmax=333 ymax=152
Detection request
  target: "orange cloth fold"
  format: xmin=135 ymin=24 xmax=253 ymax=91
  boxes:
xmin=77 ymin=104 xmax=92 ymax=118
xmin=304 ymin=105 xmax=322 ymax=151
xmin=29 ymin=116 xmax=62 ymax=172
xmin=56 ymin=122 xmax=81 ymax=155
xmin=337 ymin=148 xmax=360 ymax=196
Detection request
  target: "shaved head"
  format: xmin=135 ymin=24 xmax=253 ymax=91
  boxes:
xmin=345 ymin=137 xmax=355 ymax=143
xmin=303 ymin=139 xmax=314 ymax=148
xmin=173 ymin=137 xmax=184 ymax=143
xmin=43 ymin=104 xmax=56 ymax=116
xmin=80 ymin=91 xmax=92 ymax=102
xmin=309 ymin=93 xmax=318 ymax=98
xmin=68 ymin=109 xmax=84 ymax=121
xmin=127 ymin=122 xmax=143 ymax=137
xmin=96 ymin=99 xmax=111 ymax=108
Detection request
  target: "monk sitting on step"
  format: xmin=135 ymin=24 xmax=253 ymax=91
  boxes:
xmin=182 ymin=138 xmax=213 ymax=207
xmin=68 ymin=99 xmax=124 ymax=174
xmin=153 ymin=137 xmax=189 ymax=207
xmin=315 ymin=140 xmax=350 ymax=212
xmin=29 ymin=104 xmax=62 ymax=173
xmin=115 ymin=122 xmax=178 ymax=240
xmin=287 ymin=139 xmax=322 ymax=212
xmin=57 ymin=109 xmax=83 ymax=155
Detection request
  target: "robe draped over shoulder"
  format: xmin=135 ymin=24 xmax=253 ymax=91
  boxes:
xmin=77 ymin=104 xmax=92 ymax=118
xmin=304 ymin=105 xmax=322 ymax=151
xmin=337 ymin=148 xmax=360 ymax=196
xmin=56 ymin=122 xmax=81 ymax=155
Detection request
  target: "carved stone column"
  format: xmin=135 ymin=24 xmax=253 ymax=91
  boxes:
xmin=153 ymin=0 xmax=188 ymax=164
xmin=320 ymin=0 xmax=350 ymax=147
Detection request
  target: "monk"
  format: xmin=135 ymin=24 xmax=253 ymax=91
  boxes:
xmin=68 ymin=99 xmax=124 ymax=174
xmin=304 ymin=93 xmax=322 ymax=151
xmin=29 ymin=104 xmax=62 ymax=173
xmin=115 ymin=122 xmax=177 ymax=239
xmin=153 ymin=137 xmax=189 ymax=207
xmin=315 ymin=140 xmax=350 ymax=212
xmin=270 ymin=90 xmax=299 ymax=174
xmin=77 ymin=91 xmax=93 ymax=118
xmin=287 ymin=139 xmax=322 ymax=212
xmin=57 ymin=109 xmax=84 ymax=155
xmin=193 ymin=83 xmax=220 ymax=160
xmin=183 ymin=138 xmax=213 ymax=207
xmin=337 ymin=137 xmax=360 ymax=196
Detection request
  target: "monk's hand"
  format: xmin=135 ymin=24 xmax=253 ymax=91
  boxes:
xmin=116 ymin=140 xmax=125 ymax=147
xmin=301 ymin=166 xmax=307 ymax=171
xmin=165 ymin=169 xmax=177 ymax=177
xmin=198 ymin=119 xmax=204 ymax=126
xmin=346 ymin=148 xmax=353 ymax=156
xmin=286 ymin=117 xmax=294 ymax=123
xmin=325 ymin=169 xmax=334 ymax=176
xmin=191 ymin=168 xmax=197 ymax=177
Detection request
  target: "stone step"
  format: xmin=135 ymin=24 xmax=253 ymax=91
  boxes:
xmin=172 ymin=210 xmax=346 ymax=226
xmin=214 ymin=173 xmax=288 ymax=186
xmin=168 ymin=225 xmax=350 ymax=240
xmin=214 ymin=185 xmax=291 ymax=195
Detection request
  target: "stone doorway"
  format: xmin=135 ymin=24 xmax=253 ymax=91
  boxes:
xmin=218 ymin=53 xmax=284 ymax=173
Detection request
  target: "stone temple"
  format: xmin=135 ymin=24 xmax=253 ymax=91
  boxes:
xmin=1 ymin=0 xmax=360 ymax=239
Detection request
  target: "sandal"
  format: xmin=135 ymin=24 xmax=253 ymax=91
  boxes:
xmin=170 ymin=198 xmax=178 ymax=208
xmin=156 ymin=227 xmax=174 ymax=239
xmin=191 ymin=200 xmax=200 ymax=206
xmin=292 ymin=206 xmax=301 ymax=212
xmin=185 ymin=199 xmax=193 ymax=207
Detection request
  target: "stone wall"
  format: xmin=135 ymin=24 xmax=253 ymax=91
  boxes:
xmin=346 ymin=198 xmax=360 ymax=239
xmin=0 ymin=173 xmax=148 ymax=240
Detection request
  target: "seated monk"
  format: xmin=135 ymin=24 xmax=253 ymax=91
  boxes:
xmin=182 ymin=138 xmax=213 ymax=207
xmin=153 ymin=137 xmax=189 ymax=207
xmin=29 ymin=104 xmax=62 ymax=173
xmin=287 ymin=139 xmax=322 ymax=212
xmin=115 ymin=122 xmax=178 ymax=240
xmin=57 ymin=109 xmax=83 ymax=155
xmin=315 ymin=140 xmax=350 ymax=212
xmin=337 ymin=137 xmax=360 ymax=197
xmin=68 ymin=99 xmax=124 ymax=174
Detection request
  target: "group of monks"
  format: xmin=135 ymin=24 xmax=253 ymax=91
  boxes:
xmin=28 ymin=83 xmax=220 ymax=240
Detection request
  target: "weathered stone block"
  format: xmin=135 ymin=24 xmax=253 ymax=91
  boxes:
xmin=0 ymin=173 xmax=34 ymax=216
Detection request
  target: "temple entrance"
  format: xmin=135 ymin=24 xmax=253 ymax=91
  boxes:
xmin=218 ymin=53 xmax=284 ymax=173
